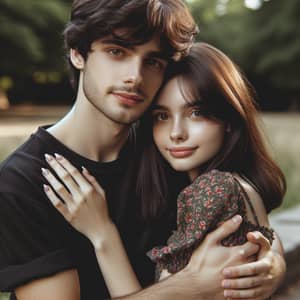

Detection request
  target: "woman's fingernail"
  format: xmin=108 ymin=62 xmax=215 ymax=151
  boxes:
xmin=45 ymin=154 xmax=53 ymax=161
xmin=232 ymin=215 xmax=242 ymax=223
xmin=54 ymin=153 xmax=63 ymax=160
xmin=43 ymin=184 xmax=50 ymax=192
xmin=41 ymin=168 xmax=49 ymax=176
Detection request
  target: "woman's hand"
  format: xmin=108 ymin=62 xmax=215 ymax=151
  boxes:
xmin=42 ymin=153 xmax=141 ymax=297
xmin=221 ymin=231 xmax=286 ymax=299
xmin=42 ymin=153 xmax=112 ymax=248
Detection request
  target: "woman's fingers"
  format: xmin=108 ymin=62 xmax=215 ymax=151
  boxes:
xmin=53 ymin=154 xmax=92 ymax=194
xmin=42 ymin=167 xmax=74 ymax=207
xmin=45 ymin=154 xmax=80 ymax=198
xmin=43 ymin=184 xmax=71 ymax=221
xmin=82 ymin=167 xmax=105 ymax=197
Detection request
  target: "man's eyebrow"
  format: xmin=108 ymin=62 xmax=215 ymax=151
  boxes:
xmin=100 ymin=38 xmax=169 ymax=61
xmin=100 ymin=38 xmax=133 ymax=49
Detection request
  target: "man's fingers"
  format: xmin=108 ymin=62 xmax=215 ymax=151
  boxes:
xmin=224 ymin=286 xmax=264 ymax=299
xmin=247 ymin=231 xmax=271 ymax=252
xmin=222 ymin=275 xmax=268 ymax=289
xmin=236 ymin=242 xmax=260 ymax=260
xmin=208 ymin=215 xmax=243 ymax=243
xmin=223 ymin=259 xmax=271 ymax=278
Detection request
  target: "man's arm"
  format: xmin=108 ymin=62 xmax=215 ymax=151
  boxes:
xmin=15 ymin=216 xmax=274 ymax=300
xmin=14 ymin=216 xmax=248 ymax=300
xmin=115 ymin=215 xmax=260 ymax=300
xmin=15 ymin=269 xmax=80 ymax=300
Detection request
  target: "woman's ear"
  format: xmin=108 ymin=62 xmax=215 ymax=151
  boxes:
xmin=70 ymin=48 xmax=85 ymax=70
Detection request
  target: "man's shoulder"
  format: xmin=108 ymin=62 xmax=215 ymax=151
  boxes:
xmin=0 ymin=129 xmax=49 ymax=194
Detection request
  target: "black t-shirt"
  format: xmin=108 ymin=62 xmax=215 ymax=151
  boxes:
xmin=0 ymin=126 xmax=178 ymax=299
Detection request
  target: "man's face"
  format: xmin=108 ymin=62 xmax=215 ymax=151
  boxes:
xmin=77 ymin=35 xmax=168 ymax=125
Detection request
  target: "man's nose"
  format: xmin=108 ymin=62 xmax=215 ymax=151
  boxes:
xmin=123 ymin=57 xmax=142 ymax=87
xmin=170 ymin=119 xmax=188 ymax=142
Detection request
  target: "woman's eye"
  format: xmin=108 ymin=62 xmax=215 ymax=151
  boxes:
xmin=145 ymin=58 xmax=164 ymax=70
xmin=153 ymin=112 xmax=168 ymax=121
xmin=191 ymin=109 xmax=203 ymax=118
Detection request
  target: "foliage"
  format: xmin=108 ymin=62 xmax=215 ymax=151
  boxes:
xmin=0 ymin=0 xmax=70 ymax=75
xmin=188 ymin=0 xmax=300 ymax=110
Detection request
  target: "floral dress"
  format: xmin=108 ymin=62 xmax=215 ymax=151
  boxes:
xmin=147 ymin=169 xmax=274 ymax=279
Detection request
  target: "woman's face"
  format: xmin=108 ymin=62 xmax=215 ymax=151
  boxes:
xmin=152 ymin=77 xmax=225 ymax=181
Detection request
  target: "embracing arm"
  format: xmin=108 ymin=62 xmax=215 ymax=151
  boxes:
xmin=114 ymin=215 xmax=259 ymax=300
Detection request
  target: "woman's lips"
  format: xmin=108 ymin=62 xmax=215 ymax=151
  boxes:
xmin=168 ymin=147 xmax=198 ymax=158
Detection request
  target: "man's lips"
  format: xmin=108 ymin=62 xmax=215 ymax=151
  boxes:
xmin=167 ymin=147 xmax=198 ymax=158
xmin=112 ymin=92 xmax=144 ymax=105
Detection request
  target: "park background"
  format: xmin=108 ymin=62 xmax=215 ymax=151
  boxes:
xmin=0 ymin=0 xmax=299 ymax=299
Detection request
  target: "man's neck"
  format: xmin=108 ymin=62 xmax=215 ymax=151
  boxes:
xmin=47 ymin=101 xmax=130 ymax=163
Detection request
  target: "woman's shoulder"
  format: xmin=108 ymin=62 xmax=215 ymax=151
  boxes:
xmin=233 ymin=175 xmax=269 ymax=226
xmin=180 ymin=169 xmax=238 ymax=197
xmin=193 ymin=169 xmax=236 ymax=188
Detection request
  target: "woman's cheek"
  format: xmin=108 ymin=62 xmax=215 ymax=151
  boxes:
xmin=153 ymin=125 xmax=165 ymax=151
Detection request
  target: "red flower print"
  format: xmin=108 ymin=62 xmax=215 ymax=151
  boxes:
xmin=199 ymin=221 xmax=206 ymax=230
xmin=185 ymin=213 xmax=193 ymax=224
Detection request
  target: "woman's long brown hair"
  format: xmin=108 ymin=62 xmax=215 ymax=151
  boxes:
xmin=136 ymin=42 xmax=286 ymax=220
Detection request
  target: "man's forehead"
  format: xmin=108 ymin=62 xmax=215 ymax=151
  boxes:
xmin=98 ymin=29 xmax=164 ymax=54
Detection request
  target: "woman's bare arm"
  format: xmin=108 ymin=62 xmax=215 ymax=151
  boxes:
xmin=43 ymin=153 xmax=141 ymax=298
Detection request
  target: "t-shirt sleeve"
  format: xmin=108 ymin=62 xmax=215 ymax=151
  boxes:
xmin=0 ymin=191 xmax=76 ymax=292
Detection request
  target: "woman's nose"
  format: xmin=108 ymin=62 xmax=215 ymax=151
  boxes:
xmin=170 ymin=120 xmax=187 ymax=142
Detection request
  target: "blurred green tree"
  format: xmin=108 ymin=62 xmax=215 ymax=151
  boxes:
xmin=189 ymin=0 xmax=300 ymax=110
xmin=0 ymin=0 xmax=70 ymax=75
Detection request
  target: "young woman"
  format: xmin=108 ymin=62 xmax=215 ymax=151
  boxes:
xmin=42 ymin=43 xmax=285 ymax=298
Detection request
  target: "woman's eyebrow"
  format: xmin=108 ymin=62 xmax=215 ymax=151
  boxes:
xmin=152 ymin=104 xmax=168 ymax=110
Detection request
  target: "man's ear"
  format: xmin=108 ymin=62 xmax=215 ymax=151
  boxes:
xmin=70 ymin=48 xmax=85 ymax=70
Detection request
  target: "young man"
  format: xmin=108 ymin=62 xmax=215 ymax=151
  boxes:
xmin=0 ymin=1 xmax=285 ymax=299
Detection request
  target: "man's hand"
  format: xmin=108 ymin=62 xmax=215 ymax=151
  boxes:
xmin=221 ymin=231 xmax=286 ymax=299
xmin=183 ymin=215 xmax=260 ymax=299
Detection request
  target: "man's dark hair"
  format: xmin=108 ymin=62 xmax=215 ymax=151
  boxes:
xmin=64 ymin=0 xmax=198 ymax=90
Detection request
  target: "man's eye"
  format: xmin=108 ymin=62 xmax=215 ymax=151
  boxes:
xmin=153 ymin=112 xmax=168 ymax=121
xmin=108 ymin=48 xmax=124 ymax=57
